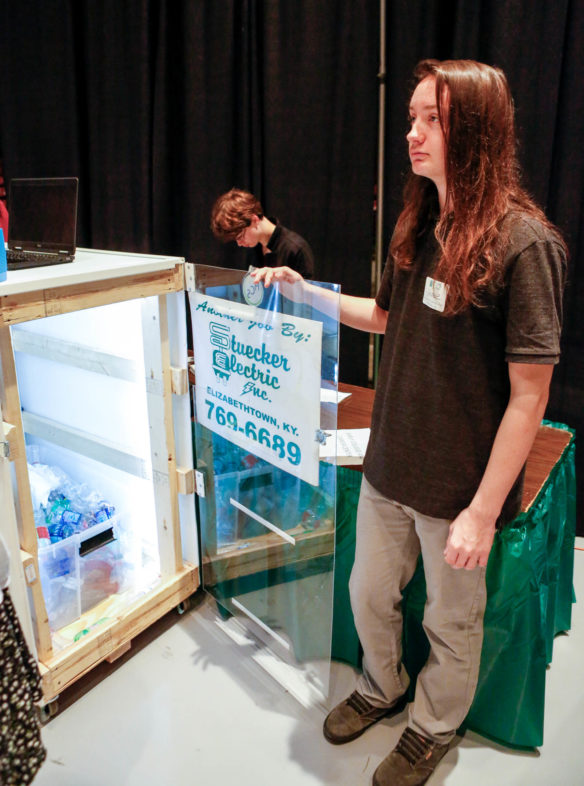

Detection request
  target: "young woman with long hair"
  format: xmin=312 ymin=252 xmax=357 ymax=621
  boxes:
xmin=252 ymin=59 xmax=567 ymax=786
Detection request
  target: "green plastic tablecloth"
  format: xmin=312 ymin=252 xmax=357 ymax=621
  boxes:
xmin=331 ymin=421 xmax=576 ymax=749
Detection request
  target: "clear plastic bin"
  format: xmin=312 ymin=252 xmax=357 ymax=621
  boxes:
xmin=38 ymin=516 xmax=132 ymax=631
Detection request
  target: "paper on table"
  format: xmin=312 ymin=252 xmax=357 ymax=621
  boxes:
xmin=320 ymin=388 xmax=352 ymax=404
xmin=319 ymin=428 xmax=370 ymax=463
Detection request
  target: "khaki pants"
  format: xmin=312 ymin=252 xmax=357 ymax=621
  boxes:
xmin=349 ymin=476 xmax=487 ymax=744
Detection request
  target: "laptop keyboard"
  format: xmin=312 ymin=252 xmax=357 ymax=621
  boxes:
xmin=7 ymin=249 xmax=73 ymax=269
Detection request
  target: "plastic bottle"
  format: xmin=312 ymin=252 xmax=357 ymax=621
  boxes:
xmin=62 ymin=480 xmax=89 ymax=514
xmin=36 ymin=526 xmax=51 ymax=548
xmin=45 ymin=498 xmax=69 ymax=526
xmin=34 ymin=510 xmax=51 ymax=548
xmin=97 ymin=500 xmax=116 ymax=519
xmin=48 ymin=521 xmax=75 ymax=542
xmin=61 ymin=508 xmax=84 ymax=531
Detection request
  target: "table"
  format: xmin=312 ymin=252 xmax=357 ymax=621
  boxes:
xmin=332 ymin=383 xmax=576 ymax=748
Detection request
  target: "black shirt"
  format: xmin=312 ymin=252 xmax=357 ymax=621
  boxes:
xmin=362 ymin=211 xmax=567 ymax=525
xmin=250 ymin=220 xmax=315 ymax=278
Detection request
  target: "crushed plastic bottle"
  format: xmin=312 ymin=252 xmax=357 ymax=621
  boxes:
xmin=30 ymin=461 xmax=116 ymax=546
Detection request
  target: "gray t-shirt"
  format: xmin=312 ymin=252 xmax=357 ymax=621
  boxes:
xmin=362 ymin=211 xmax=567 ymax=525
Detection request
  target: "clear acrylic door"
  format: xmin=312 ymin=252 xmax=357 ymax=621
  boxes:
xmin=189 ymin=264 xmax=340 ymax=705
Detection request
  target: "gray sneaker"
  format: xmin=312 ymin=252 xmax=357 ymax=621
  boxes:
xmin=323 ymin=691 xmax=407 ymax=745
xmin=372 ymin=726 xmax=450 ymax=785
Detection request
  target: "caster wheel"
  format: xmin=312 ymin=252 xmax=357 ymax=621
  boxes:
xmin=39 ymin=698 xmax=59 ymax=724
xmin=176 ymin=595 xmax=194 ymax=615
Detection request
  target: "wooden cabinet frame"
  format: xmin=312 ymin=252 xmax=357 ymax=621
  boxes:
xmin=0 ymin=250 xmax=199 ymax=703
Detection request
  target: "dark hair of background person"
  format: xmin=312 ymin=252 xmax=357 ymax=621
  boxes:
xmin=210 ymin=188 xmax=264 ymax=243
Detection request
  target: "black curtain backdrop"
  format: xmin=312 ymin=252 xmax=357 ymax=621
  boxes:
xmin=0 ymin=1 xmax=582 ymax=532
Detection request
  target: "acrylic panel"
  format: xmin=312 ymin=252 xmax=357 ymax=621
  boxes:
xmin=190 ymin=264 xmax=340 ymax=704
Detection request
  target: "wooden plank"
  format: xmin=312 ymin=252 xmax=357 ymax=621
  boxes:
xmin=20 ymin=548 xmax=40 ymax=587
xmin=105 ymin=641 xmax=132 ymax=663
xmin=166 ymin=290 xmax=199 ymax=568
xmin=40 ymin=563 xmax=199 ymax=701
xmin=0 ymin=266 xmax=184 ymax=327
xmin=21 ymin=411 xmax=150 ymax=478
xmin=194 ymin=264 xmax=246 ymax=290
xmin=157 ymin=297 xmax=183 ymax=574
xmin=0 ymin=328 xmax=53 ymax=659
xmin=19 ymin=549 xmax=53 ymax=660
xmin=141 ymin=296 xmax=182 ymax=577
xmin=0 ymin=446 xmax=50 ymax=659
xmin=170 ymin=366 xmax=188 ymax=395
xmin=0 ymin=290 xmax=47 ymax=325
xmin=0 ymin=327 xmax=38 ymax=553
xmin=0 ymin=249 xmax=184 ymax=299
xmin=11 ymin=328 xmax=139 ymax=381
xmin=176 ymin=466 xmax=195 ymax=495
xmin=2 ymin=421 xmax=22 ymax=461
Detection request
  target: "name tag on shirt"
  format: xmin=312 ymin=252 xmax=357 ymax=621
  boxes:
xmin=423 ymin=277 xmax=449 ymax=312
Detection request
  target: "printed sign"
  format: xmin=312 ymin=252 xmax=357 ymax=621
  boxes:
xmin=190 ymin=292 xmax=323 ymax=485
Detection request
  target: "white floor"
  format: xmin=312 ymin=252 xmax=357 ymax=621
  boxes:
xmin=34 ymin=539 xmax=584 ymax=786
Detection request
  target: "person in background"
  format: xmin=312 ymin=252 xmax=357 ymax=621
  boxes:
xmin=252 ymin=59 xmax=567 ymax=785
xmin=210 ymin=188 xmax=315 ymax=278
xmin=0 ymin=533 xmax=47 ymax=784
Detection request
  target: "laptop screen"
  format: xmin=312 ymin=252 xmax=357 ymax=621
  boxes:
xmin=8 ymin=177 xmax=79 ymax=254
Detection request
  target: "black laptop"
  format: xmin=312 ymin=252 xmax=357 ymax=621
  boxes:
xmin=6 ymin=177 xmax=79 ymax=270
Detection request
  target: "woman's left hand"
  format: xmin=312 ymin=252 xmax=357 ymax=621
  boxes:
xmin=443 ymin=507 xmax=496 ymax=569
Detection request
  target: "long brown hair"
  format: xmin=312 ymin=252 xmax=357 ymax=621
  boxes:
xmin=390 ymin=59 xmax=565 ymax=314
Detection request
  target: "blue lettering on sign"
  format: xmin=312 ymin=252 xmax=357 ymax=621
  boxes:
xmin=241 ymin=381 xmax=270 ymax=401
xmin=209 ymin=321 xmax=230 ymax=347
xmin=281 ymin=322 xmax=312 ymax=343
xmin=206 ymin=386 xmax=278 ymax=427
xmin=204 ymin=397 xmax=301 ymax=466
xmin=230 ymin=336 xmax=291 ymax=371
xmin=196 ymin=300 xmax=243 ymax=322
xmin=199 ymin=304 xmax=311 ymax=450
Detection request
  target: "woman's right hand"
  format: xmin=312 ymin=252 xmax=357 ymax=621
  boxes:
xmin=250 ymin=265 xmax=307 ymax=303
